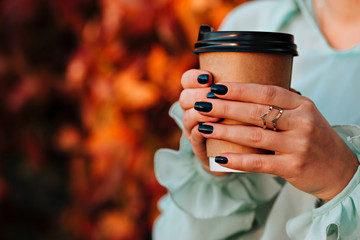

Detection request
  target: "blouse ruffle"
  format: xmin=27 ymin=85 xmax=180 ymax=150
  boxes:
xmin=154 ymin=102 xmax=282 ymax=220
xmin=155 ymin=102 xmax=360 ymax=239
xmin=286 ymin=125 xmax=360 ymax=240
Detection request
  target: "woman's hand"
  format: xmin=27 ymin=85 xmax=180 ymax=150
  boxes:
xmin=179 ymin=69 xmax=221 ymax=172
xmin=196 ymin=82 xmax=359 ymax=201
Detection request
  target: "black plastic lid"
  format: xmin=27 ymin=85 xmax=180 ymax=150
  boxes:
xmin=193 ymin=25 xmax=298 ymax=56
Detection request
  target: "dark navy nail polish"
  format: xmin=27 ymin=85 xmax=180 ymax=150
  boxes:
xmin=197 ymin=74 xmax=209 ymax=84
xmin=194 ymin=102 xmax=212 ymax=112
xmin=206 ymin=92 xmax=220 ymax=99
xmin=211 ymin=84 xmax=228 ymax=95
xmin=215 ymin=156 xmax=228 ymax=164
xmin=198 ymin=123 xmax=213 ymax=134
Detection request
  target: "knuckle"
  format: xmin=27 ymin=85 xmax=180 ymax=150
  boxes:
xmin=304 ymin=119 xmax=316 ymax=133
xmin=184 ymin=129 xmax=191 ymax=140
xmin=220 ymin=102 xmax=230 ymax=118
xmin=299 ymin=115 xmax=316 ymax=134
xmin=220 ymin=125 xmax=230 ymax=139
xmin=179 ymin=91 xmax=187 ymax=109
xmin=248 ymin=128 xmax=263 ymax=144
xmin=249 ymin=155 xmax=264 ymax=171
xmin=182 ymin=111 xmax=191 ymax=129
xmin=289 ymin=158 xmax=307 ymax=177
xmin=237 ymin=84 xmax=246 ymax=98
xmin=249 ymin=105 xmax=265 ymax=123
xmin=302 ymin=99 xmax=316 ymax=112
xmin=302 ymin=96 xmax=315 ymax=106
xmin=191 ymin=126 xmax=203 ymax=142
xmin=296 ymin=135 xmax=312 ymax=154
xmin=282 ymin=114 xmax=292 ymax=130
xmin=181 ymin=69 xmax=209 ymax=88
xmin=295 ymin=98 xmax=318 ymax=133
xmin=180 ymin=70 xmax=193 ymax=88
xmin=183 ymin=109 xmax=202 ymax=131
xmin=262 ymin=86 xmax=278 ymax=103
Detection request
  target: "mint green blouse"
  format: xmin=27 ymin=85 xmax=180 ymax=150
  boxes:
xmin=153 ymin=0 xmax=360 ymax=239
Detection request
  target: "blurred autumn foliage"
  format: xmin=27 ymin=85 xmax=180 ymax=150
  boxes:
xmin=0 ymin=0 xmax=248 ymax=239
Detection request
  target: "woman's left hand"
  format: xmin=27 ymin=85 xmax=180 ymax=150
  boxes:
xmin=196 ymin=83 xmax=359 ymax=201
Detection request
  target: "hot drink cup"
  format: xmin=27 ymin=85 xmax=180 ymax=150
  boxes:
xmin=193 ymin=25 xmax=298 ymax=172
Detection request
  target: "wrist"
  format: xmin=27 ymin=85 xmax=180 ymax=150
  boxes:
xmin=320 ymin=153 xmax=359 ymax=202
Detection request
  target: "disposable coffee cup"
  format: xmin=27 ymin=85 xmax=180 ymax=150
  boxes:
xmin=193 ymin=25 xmax=298 ymax=172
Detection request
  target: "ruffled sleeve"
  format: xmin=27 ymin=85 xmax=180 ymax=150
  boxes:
xmin=154 ymin=102 xmax=282 ymax=238
xmin=286 ymin=125 xmax=360 ymax=240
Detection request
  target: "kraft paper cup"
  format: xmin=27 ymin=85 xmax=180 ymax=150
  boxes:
xmin=193 ymin=25 xmax=298 ymax=172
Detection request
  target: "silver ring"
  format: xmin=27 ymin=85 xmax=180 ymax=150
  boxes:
xmin=260 ymin=106 xmax=284 ymax=131
xmin=270 ymin=106 xmax=283 ymax=131
xmin=260 ymin=107 xmax=272 ymax=129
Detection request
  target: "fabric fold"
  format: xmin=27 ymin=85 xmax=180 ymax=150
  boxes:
xmin=286 ymin=124 xmax=360 ymax=239
xmin=155 ymin=102 xmax=282 ymax=220
xmin=334 ymin=124 xmax=360 ymax=157
xmin=287 ymin=166 xmax=360 ymax=240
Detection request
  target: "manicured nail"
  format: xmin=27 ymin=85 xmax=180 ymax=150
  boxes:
xmin=206 ymin=92 xmax=220 ymax=99
xmin=215 ymin=156 xmax=228 ymax=164
xmin=198 ymin=123 xmax=213 ymax=134
xmin=194 ymin=102 xmax=212 ymax=112
xmin=197 ymin=74 xmax=209 ymax=84
xmin=211 ymin=84 xmax=228 ymax=95
xmin=290 ymin=88 xmax=302 ymax=96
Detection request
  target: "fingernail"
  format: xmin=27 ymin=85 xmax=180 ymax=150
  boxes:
xmin=197 ymin=74 xmax=209 ymax=84
xmin=211 ymin=84 xmax=228 ymax=95
xmin=194 ymin=102 xmax=212 ymax=112
xmin=206 ymin=92 xmax=220 ymax=99
xmin=198 ymin=123 xmax=213 ymax=134
xmin=215 ymin=156 xmax=228 ymax=164
xmin=290 ymin=88 xmax=302 ymax=96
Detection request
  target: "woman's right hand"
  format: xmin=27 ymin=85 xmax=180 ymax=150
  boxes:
xmin=179 ymin=69 xmax=221 ymax=172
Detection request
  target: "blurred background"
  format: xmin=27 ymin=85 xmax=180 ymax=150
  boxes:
xmin=0 ymin=0 xmax=248 ymax=239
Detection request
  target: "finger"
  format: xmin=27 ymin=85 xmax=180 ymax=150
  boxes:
xmin=183 ymin=109 xmax=220 ymax=136
xmin=189 ymin=125 xmax=208 ymax=165
xmin=194 ymin=100 xmax=294 ymax=131
xmin=290 ymin=88 xmax=302 ymax=95
xmin=215 ymin=153 xmax=288 ymax=176
xmin=181 ymin=69 xmax=213 ymax=89
xmin=179 ymin=88 xmax=211 ymax=110
xmin=210 ymin=83 xmax=303 ymax=109
xmin=199 ymin=123 xmax=295 ymax=153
